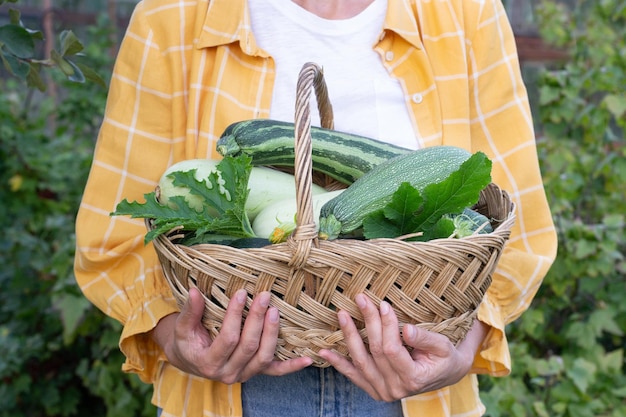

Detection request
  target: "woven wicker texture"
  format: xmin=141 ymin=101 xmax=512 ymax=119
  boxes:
xmin=149 ymin=62 xmax=516 ymax=367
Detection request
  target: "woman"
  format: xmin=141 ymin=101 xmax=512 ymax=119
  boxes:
xmin=74 ymin=0 xmax=558 ymax=415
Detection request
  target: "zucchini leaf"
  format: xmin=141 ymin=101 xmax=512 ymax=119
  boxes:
xmin=362 ymin=151 xmax=492 ymax=241
xmin=111 ymin=155 xmax=255 ymax=244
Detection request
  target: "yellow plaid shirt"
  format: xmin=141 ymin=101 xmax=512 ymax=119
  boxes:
xmin=75 ymin=0 xmax=558 ymax=415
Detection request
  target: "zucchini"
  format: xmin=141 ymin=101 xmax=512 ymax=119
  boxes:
xmin=318 ymin=146 xmax=473 ymax=239
xmin=216 ymin=119 xmax=411 ymax=184
xmin=226 ymin=237 xmax=272 ymax=248
xmin=252 ymin=189 xmax=345 ymax=242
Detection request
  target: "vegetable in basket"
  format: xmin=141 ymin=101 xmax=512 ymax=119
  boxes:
xmin=216 ymin=118 xmax=411 ymax=184
xmin=111 ymin=155 xmax=324 ymax=245
xmin=252 ymin=189 xmax=345 ymax=243
xmin=318 ymin=146 xmax=493 ymax=241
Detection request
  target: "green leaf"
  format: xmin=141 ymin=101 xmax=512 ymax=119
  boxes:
xmin=112 ymin=155 xmax=255 ymax=244
xmin=588 ymin=308 xmax=623 ymax=336
xmin=26 ymin=62 xmax=47 ymax=91
xmin=362 ymin=182 xmax=423 ymax=239
xmin=0 ymin=24 xmax=35 ymax=58
xmin=612 ymin=384 xmax=626 ymax=398
xmin=50 ymin=49 xmax=85 ymax=83
xmin=603 ymin=93 xmax=626 ymax=118
xmin=573 ymin=238 xmax=597 ymax=259
xmin=59 ymin=30 xmax=84 ymax=56
xmin=539 ymin=85 xmax=562 ymax=105
xmin=64 ymin=58 xmax=86 ymax=83
xmin=598 ymin=349 xmax=623 ymax=375
xmin=416 ymin=152 xmax=492 ymax=230
xmin=363 ymin=152 xmax=492 ymax=240
xmin=52 ymin=292 xmax=92 ymax=345
xmin=50 ymin=49 xmax=75 ymax=75
xmin=532 ymin=402 xmax=551 ymax=417
xmin=0 ymin=50 xmax=30 ymax=79
xmin=565 ymin=358 xmax=596 ymax=394
xmin=75 ymin=61 xmax=107 ymax=88
xmin=8 ymin=8 xmax=21 ymax=25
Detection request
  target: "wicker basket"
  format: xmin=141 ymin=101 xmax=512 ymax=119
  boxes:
xmin=149 ymin=62 xmax=516 ymax=367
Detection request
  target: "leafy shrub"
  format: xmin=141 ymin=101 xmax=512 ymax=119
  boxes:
xmin=479 ymin=1 xmax=626 ymax=416
xmin=0 ymin=11 xmax=155 ymax=417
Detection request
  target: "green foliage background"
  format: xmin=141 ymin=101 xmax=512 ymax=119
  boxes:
xmin=479 ymin=1 xmax=626 ymax=416
xmin=0 ymin=0 xmax=624 ymax=416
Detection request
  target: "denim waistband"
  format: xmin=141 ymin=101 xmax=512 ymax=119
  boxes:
xmin=241 ymin=366 xmax=403 ymax=417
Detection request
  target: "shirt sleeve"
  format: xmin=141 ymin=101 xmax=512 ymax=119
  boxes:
xmin=74 ymin=2 xmax=181 ymax=383
xmin=464 ymin=0 xmax=558 ymax=376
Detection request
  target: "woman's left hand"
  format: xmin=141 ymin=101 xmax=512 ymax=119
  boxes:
xmin=317 ymin=293 xmax=489 ymax=402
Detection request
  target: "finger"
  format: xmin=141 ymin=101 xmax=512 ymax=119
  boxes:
xmin=261 ymin=356 xmax=314 ymax=377
xmin=354 ymin=294 xmax=388 ymax=364
xmin=221 ymin=292 xmax=273 ymax=378
xmin=317 ymin=311 xmax=379 ymax=398
xmin=253 ymin=306 xmax=281 ymax=362
xmin=375 ymin=301 xmax=419 ymax=399
xmin=352 ymin=296 xmax=403 ymax=399
xmin=338 ymin=305 xmax=385 ymax=392
xmin=341 ymin=298 xmax=373 ymax=363
xmin=379 ymin=300 xmax=413 ymax=371
xmin=176 ymin=287 xmax=207 ymax=336
xmin=174 ymin=288 xmax=214 ymax=354
xmin=232 ymin=292 xmax=271 ymax=356
xmin=208 ymin=288 xmax=248 ymax=362
xmin=318 ymin=346 xmax=356 ymax=372
xmin=252 ymin=305 xmax=314 ymax=377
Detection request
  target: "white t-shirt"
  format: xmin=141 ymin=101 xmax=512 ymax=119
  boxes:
xmin=248 ymin=0 xmax=420 ymax=149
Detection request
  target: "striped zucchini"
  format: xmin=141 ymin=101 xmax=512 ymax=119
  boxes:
xmin=318 ymin=146 xmax=473 ymax=240
xmin=216 ymin=119 xmax=411 ymax=184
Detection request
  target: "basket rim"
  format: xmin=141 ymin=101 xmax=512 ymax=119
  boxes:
xmin=146 ymin=181 xmax=516 ymax=251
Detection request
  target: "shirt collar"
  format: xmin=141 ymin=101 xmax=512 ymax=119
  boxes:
xmin=383 ymin=0 xmax=424 ymax=50
xmin=196 ymin=0 xmax=268 ymax=57
xmin=196 ymin=0 xmax=423 ymax=54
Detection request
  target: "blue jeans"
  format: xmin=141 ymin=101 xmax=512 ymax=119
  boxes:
xmin=241 ymin=366 xmax=403 ymax=417
xmin=157 ymin=367 xmax=403 ymax=416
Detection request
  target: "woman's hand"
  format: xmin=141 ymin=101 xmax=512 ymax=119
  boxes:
xmin=318 ymin=294 xmax=489 ymax=401
xmin=152 ymin=287 xmax=312 ymax=384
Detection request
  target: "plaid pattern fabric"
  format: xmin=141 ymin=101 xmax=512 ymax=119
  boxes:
xmin=74 ymin=0 xmax=557 ymax=415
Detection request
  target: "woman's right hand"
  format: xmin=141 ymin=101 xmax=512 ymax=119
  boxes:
xmin=152 ymin=287 xmax=312 ymax=383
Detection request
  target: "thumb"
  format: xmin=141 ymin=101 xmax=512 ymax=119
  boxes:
xmin=402 ymin=324 xmax=452 ymax=356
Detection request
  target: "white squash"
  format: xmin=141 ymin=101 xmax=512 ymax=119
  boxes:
xmin=252 ymin=189 xmax=345 ymax=241
xmin=157 ymin=159 xmax=326 ymax=220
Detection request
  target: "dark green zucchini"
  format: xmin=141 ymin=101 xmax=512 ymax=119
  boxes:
xmin=318 ymin=146 xmax=474 ymax=239
xmin=216 ymin=119 xmax=410 ymax=184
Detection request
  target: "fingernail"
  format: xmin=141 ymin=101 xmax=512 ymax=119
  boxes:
xmin=268 ymin=307 xmax=279 ymax=323
xmin=380 ymin=301 xmax=390 ymax=315
xmin=236 ymin=289 xmax=247 ymax=304
xmin=355 ymin=294 xmax=367 ymax=309
xmin=404 ymin=324 xmax=416 ymax=341
xmin=338 ymin=311 xmax=349 ymax=327
xmin=258 ymin=291 xmax=271 ymax=308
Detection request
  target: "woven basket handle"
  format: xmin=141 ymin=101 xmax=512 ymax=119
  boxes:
xmin=288 ymin=63 xmax=334 ymax=269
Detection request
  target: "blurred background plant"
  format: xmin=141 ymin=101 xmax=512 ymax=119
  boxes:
xmin=0 ymin=0 xmax=624 ymax=416
xmin=478 ymin=1 xmax=626 ymax=416
xmin=0 ymin=2 xmax=154 ymax=416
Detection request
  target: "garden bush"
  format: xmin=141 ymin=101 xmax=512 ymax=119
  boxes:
xmin=0 ymin=9 xmax=155 ymax=417
xmin=479 ymin=1 xmax=626 ymax=416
